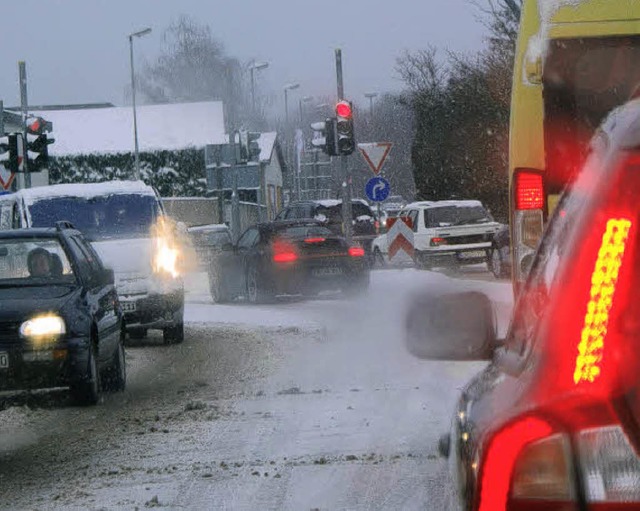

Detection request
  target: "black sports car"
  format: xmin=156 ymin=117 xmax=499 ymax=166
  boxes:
xmin=208 ymin=220 xmax=370 ymax=303
xmin=0 ymin=223 xmax=126 ymax=405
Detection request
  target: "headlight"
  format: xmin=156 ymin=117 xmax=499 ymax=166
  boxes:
xmin=153 ymin=240 xmax=180 ymax=278
xmin=20 ymin=314 xmax=66 ymax=346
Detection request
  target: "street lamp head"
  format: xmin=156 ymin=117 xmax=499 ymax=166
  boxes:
xmin=250 ymin=61 xmax=269 ymax=71
xmin=130 ymin=28 xmax=152 ymax=39
xmin=284 ymin=83 xmax=300 ymax=91
xmin=364 ymin=92 xmax=379 ymax=99
xmin=302 ymin=96 xmax=313 ymax=103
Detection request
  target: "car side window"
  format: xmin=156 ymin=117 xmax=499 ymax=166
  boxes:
xmin=66 ymin=238 xmax=93 ymax=282
xmin=73 ymin=236 xmax=104 ymax=274
xmin=237 ymin=228 xmax=259 ymax=249
xmin=408 ymin=210 xmax=419 ymax=232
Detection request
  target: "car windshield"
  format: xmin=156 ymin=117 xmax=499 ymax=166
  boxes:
xmin=0 ymin=238 xmax=75 ymax=285
xmin=28 ymin=194 xmax=160 ymax=240
xmin=425 ymin=205 xmax=492 ymax=227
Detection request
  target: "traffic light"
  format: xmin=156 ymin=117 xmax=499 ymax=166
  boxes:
xmin=335 ymin=100 xmax=355 ymax=155
xmin=238 ymin=130 xmax=261 ymax=163
xmin=0 ymin=133 xmax=24 ymax=173
xmin=310 ymin=118 xmax=337 ymax=156
xmin=26 ymin=117 xmax=54 ymax=172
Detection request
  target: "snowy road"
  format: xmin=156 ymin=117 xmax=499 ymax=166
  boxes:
xmin=0 ymin=268 xmax=512 ymax=510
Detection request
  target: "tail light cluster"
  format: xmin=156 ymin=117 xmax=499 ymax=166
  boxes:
xmin=348 ymin=246 xmax=365 ymax=257
xmin=480 ymin=420 xmax=640 ymax=510
xmin=272 ymin=239 xmax=298 ymax=263
xmin=513 ymin=169 xmax=545 ymax=284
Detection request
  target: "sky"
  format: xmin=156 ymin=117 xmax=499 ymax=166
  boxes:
xmin=0 ymin=0 xmax=488 ymax=114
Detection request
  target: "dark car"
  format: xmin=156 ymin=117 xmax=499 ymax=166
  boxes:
xmin=486 ymin=223 xmax=511 ymax=279
xmin=275 ymin=199 xmax=378 ymax=256
xmin=0 ymin=223 xmax=126 ymax=405
xmin=208 ymin=220 xmax=370 ymax=303
xmin=405 ymin=100 xmax=640 ymax=509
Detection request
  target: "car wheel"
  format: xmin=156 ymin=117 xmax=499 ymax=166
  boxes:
xmin=128 ymin=327 xmax=147 ymax=340
xmin=373 ymin=248 xmax=386 ymax=268
xmin=490 ymin=246 xmax=506 ymax=279
xmin=103 ymin=332 xmax=126 ymax=392
xmin=208 ymin=269 xmax=229 ymax=303
xmin=70 ymin=341 xmax=100 ymax=406
xmin=246 ymin=265 xmax=271 ymax=304
xmin=163 ymin=322 xmax=184 ymax=345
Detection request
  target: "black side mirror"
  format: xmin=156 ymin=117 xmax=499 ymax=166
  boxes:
xmin=94 ymin=268 xmax=115 ymax=287
xmin=405 ymin=291 xmax=498 ymax=361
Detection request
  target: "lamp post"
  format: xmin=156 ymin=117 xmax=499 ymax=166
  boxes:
xmin=249 ymin=61 xmax=269 ymax=113
xmin=283 ymin=83 xmax=300 ymax=125
xmin=298 ymin=95 xmax=313 ymax=124
xmin=364 ymin=92 xmax=378 ymax=117
xmin=129 ymin=27 xmax=152 ymax=181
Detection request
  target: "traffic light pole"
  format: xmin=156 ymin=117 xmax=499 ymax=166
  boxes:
xmin=19 ymin=62 xmax=31 ymax=189
xmin=335 ymin=49 xmax=353 ymax=244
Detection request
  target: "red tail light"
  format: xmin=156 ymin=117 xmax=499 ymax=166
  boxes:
xmin=515 ymin=170 xmax=544 ymax=210
xmin=430 ymin=237 xmax=448 ymax=246
xmin=272 ymin=239 xmax=298 ymax=263
xmin=348 ymin=246 xmax=365 ymax=257
xmin=304 ymin=237 xmax=326 ymax=244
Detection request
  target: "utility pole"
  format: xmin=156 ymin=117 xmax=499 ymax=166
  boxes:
xmin=19 ymin=61 xmax=30 ymax=189
xmin=335 ymin=49 xmax=352 ymax=244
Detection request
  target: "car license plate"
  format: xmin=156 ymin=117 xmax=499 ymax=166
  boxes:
xmin=459 ymin=250 xmax=486 ymax=260
xmin=0 ymin=352 xmax=8 ymax=369
xmin=313 ymin=267 xmax=343 ymax=277
xmin=120 ymin=300 xmax=137 ymax=313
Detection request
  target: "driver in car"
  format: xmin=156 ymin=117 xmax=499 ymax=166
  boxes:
xmin=27 ymin=248 xmax=52 ymax=278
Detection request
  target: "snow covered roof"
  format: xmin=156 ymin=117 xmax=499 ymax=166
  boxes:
xmin=16 ymin=180 xmax=156 ymax=205
xmin=258 ymin=132 xmax=278 ymax=163
xmin=23 ymin=101 xmax=226 ymax=156
xmin=405 ymin=200 xmax=484 ymax=209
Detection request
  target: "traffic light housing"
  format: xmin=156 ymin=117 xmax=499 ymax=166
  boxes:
xmin=238 ymin=130 xmax=261 ymax=163
xmin=0 ymin=133 xmax=25 ymax=173
xmin=335 ymin=100 xmax=355 ymax=155
xmin=26 ymin=117 xmax=54 ymax=172
xmin=310 ymin=118 xmax=337 ymax=156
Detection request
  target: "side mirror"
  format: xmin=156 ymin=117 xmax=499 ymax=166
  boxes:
xmin=404 ymin=291 xmax=497 ymax=361
xmin=96 ymin=267 xmax=115 ymax=287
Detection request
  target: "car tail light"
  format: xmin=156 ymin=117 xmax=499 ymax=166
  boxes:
xmin=578 ymin=426 xmax=640 ymax=502
xmin=304 ymin=237 xmax=326 ymax=244
xmin=513 ymin=169 xmax=545 ymax=286
xmin=515 ymin=170 xmax=544 ymax=211
xmin=430 ymin=237 xmax=448 ymax=247
xmin=272 ymin=240 xmax=298 ymax=263
xmin=348 ymin=246 xmax=365 ymax=257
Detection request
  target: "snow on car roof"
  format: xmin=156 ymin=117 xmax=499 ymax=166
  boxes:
xmin=405 ymin=200 xmax=484 ymax=209
xmin=17 ymin=180 xmax=156 ymax=205
xmin=188 ymin=224 xmax=229 ymax=232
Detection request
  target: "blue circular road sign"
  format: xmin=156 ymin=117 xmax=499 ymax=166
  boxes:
xmin=365 ymin=176 xmax=390 ymax=202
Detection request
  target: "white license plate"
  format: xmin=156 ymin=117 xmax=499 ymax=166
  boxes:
xmin=313 ymin=267 xmax=343 ymax=276
xmin=458 ymin=250 xmax=486 ymax=260
xmin=0 ymin=352 xmax=8 ymax=369
xmin=120 ymin=301 xmax=137 ymax=313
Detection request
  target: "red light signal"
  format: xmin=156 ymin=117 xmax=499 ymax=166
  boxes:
xmin=336 ymin=101 xmax=352 ymax=118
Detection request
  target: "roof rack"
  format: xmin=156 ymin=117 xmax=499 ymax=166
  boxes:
xmin=55 ymin=221 xmax=76 ymax=231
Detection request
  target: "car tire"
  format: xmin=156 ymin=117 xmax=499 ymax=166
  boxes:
xmin=163 ymin=322 xmax=184 ymax=345
xmin=70 ymin=341 xmax=100 ymax=406
xmin=103 ymin=333 xmax=126 ymax=392
xmin=490 ymin=246 xmax=508 ymax=279
xmin=246 ymin=265 xmax=272 ymax=304
xmin=128 ymin=327 xmax=147 ymax=340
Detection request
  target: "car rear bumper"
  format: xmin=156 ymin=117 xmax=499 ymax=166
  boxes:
xmin=270 ymin=259 xmax=369 ymax=295
xmin=416 ymin=248 xmax=490 ymax=267
xmin=120 ymin=288 xmax=184 ymax=330
xmin=0 ymin=336 xmax=91 ymax=392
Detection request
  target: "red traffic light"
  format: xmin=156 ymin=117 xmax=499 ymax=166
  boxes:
xmin=336 ymin=101 xmax=352 ymax=119
xmin=26 ymin=117 xmax=52 ymax=136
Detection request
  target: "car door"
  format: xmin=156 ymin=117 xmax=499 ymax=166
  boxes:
xmin=67 ymin=235 xmax=120 ymax=365
xmin=220 ymin=227 xmax=259 ymax=296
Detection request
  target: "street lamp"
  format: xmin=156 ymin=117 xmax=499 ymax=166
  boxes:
xmin=249 ymin=61 xmax=269 ymax=112
xmin=129 ymin=27 xmax=152 ymax=181
xmin=364 ymin=92 xmax=379 ymax=116
xmin=283 ymin=83 xmax=300 ymax=125
xmin=299 ymin=95 xmax=313 ymax=124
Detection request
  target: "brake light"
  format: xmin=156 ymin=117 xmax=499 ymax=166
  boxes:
xmin=348 ymin=246 xmax=365 ymax=257
xmin=515 ymin=170 xmax=544 ymax=210
xmin=272 ymin=240 xmax=298 ymax=263
xmin=304 ymin=237 xmax=326 ymax=244
xmin=478 ymin=417 xmax=554 ymax=511
xmin=574 ymin=218 xmax=632 ymax=385
xmin=430 ymin=237 xmax=448 ymax=246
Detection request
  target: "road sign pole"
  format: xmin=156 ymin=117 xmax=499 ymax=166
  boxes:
xmin=336 ymin=49 xmax=352 ymax=244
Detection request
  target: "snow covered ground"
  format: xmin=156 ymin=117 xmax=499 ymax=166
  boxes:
xmin=0 ymin=267 xmax=513 ymax=510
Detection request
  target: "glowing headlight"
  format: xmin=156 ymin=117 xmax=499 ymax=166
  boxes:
xmin=20 ymin=314 xmax=66 ymax=344
xmin=153 ymin=238 xmax=180 ymax=278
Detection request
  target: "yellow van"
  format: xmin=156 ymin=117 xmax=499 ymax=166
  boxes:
xmin=509 ymin=0 xmax=640 ymax=286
